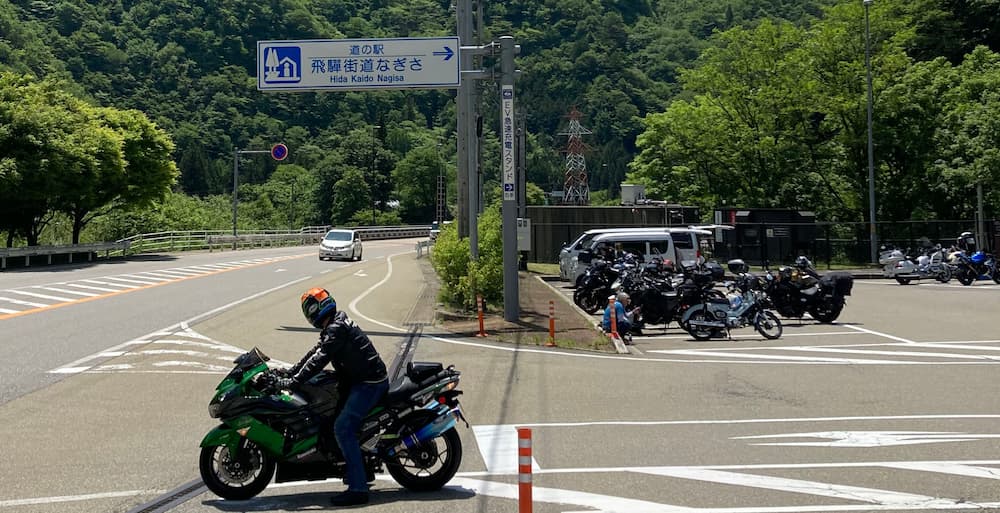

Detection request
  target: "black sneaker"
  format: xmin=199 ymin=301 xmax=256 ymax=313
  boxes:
xmin=330 ymin=490 xmax=369 ymax=507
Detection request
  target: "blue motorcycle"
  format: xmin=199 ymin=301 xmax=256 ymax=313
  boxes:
xmin=950 ymin=250 xmax=1000 ymax=286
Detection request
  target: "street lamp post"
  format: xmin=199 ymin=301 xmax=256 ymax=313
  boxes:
xmin=864 ymin=0 xmax=878 ymax=263
xmin=370 ymin=125 xmax=381 ymax=226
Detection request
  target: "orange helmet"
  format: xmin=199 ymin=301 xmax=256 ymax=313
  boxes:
xmin=301 ymin=287 xmax=337 ymax=328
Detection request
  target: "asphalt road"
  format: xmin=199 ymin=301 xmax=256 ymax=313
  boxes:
xmin=3 ymin=244 xmax=1000 ymax=513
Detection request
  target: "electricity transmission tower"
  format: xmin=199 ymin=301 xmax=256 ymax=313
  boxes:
xmin=560 ymin=107 xmax=591 ymax=205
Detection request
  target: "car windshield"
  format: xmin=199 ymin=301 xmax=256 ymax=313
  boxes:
xmin=324 ymin=231 xmax=352 ymax=242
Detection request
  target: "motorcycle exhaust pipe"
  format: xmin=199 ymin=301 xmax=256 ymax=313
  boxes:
xmin=387 ymin=408 xmax=458 ymax=456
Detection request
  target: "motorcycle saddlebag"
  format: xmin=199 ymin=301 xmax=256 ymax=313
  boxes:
xmin=406 ymin=361 xmax=443 ymax=383
xmin=821 ymin=272 xmax=854 ymax=296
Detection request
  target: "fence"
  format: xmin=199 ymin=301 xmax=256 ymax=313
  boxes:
xmin=709 ymin=219 xmax=999 ymax=269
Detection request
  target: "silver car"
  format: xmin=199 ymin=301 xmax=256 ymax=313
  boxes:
xmin=319 ymin=229 xmax=363 ymax=261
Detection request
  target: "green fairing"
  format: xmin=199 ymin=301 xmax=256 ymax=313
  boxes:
xmin=199 ymin=425 xmax=240 ymax=450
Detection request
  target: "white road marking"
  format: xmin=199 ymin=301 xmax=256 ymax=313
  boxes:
xmin=775 ymin=345 xmax=1000 ymax=361
xmin=636 ymin=467 xmax=950 ymax=506
xmin=449 ymin=477 xmax=697 ymax=513
xmin=0 ymin=490 xmax=164 ymax=507
xmin=651 ymin=349 xmax=903 ymax=364
xmin=733 ymin=431 xmax=1000 ymax=447
xmin=102 ymin=276 xmax=159 ymax=285
xmin=65 ymin=283 xmax=121 ymax=293
xmin=471 ymin=425 xmax=541 ymax=473
xmin=34 ymin=286 xmax=98 ymax=297
xmin=842 ymin=324 xmax=916 ymax=344
xmin=82 ymin=279 xmax=138 ymax=289
xmin=127 ymin=273 xmax=172 ymax=282
xmin=0 ymin=296 xmax=48 ymax=308
xmin=0 ymin=307 xmax=17 ymax=314
xmin=48 ymin=277 xmax=308 ymax=374
xmin=8 ymin=289 xmax=73 ymax=301
xmin=883 ymin=462 xmax=1000 ymax=480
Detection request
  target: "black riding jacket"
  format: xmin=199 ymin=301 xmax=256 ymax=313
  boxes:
xmin=289 ymin=311 xmax=388 ymax=386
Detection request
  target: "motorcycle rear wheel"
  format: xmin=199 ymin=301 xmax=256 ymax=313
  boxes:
xmin=936 ymin=267 xmax=952 ymax=283
xmin=895 ymin=277 xmax=911 ymax=285
xmin=199 ymin=441 xmax=275 ymax=500
xmin=386 ymin=427 xmax=463 ymax=492
xmin=754 ymin=311 xmax=783 ymax=340
xmin=808 ymin=302 xmax=843 ymax=324
xmin=958 ymin=270 xmax=975 ymax=286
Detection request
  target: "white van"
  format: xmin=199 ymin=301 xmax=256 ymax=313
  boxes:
xmin=558 ymin=227 xmax=683 ymax=281
xmin=564 ymin=228 xmax=712 ymax=285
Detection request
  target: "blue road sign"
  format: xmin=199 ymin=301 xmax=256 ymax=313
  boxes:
xmin=258 ymin=37 xmax=461 ymax=91
xmin=271 ymin=143 xmax=289 ymax=161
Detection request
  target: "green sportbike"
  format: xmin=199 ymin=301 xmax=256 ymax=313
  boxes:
xmin=199 ymin=348 xmax=466 ymax=500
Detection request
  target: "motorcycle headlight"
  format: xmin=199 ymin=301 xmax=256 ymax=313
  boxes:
xmin=208 ymin=400 xmax=222 ymax=418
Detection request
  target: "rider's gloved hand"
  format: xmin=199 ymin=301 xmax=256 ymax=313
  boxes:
xmin=272 ymin=367 xmax=292 ymax=378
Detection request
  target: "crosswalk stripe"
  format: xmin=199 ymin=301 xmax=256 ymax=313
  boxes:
xmin=102 ymin=276 xmax=159 ymax=285
xmin=8 ymin=289 xmax=74 ymax=301
xmin=882 ymin=461 xmax=1000 ymax=480
xmin=0 ymin=307 xmax=18 ymax=314
xmin=65 ymin=283 xmax=121 ymax=293
xmin=35 ymin=286 xmax=99 ymax=297
xmin=82 ymin=279 xmax=139 ymax=289
xmin=126 ymin=273 xmax=172 ymax=282
xmin=0 ymin=296 xmax=49 ymax=308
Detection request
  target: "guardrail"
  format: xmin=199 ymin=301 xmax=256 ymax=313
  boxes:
xmin=0 ymin=225 xmax=432 ymax=270
xmin=0 ymin=241 xmax=131 ymax=270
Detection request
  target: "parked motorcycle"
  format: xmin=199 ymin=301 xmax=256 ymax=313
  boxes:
xmin=680 ymin=265 xmax=783 ymax=341
xmin=199 ymin=348 xmax=466 ymax=500
xmin=627 ymin=262 xmax=723 ymax=332
xmin=573 ymin=251 xmax=643 ymax=314
xmin=949 ymin=249 xmax=1000 ymax=286
xmin=878 ymin=244 xmax=952 ymax=284
xmin=760 ymin=257 xmax=853 ymax=323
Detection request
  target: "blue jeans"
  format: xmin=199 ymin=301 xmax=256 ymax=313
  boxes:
xmin=335 ymin=380 xmax=389 ymax=492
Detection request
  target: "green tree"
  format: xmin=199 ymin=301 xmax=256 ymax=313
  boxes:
xmin=393 ymin=144 xmax=444 ymax=223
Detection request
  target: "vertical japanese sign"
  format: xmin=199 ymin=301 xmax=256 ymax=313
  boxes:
xmin=501 ymin=85 xmax=515 ymax=201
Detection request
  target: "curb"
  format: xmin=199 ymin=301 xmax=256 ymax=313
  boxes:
xmin=535 ymin=275 xmax=631 ymax=355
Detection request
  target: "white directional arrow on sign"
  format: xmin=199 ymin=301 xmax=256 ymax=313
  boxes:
xmin=734 ymin=430 xmax=1000 ymax=447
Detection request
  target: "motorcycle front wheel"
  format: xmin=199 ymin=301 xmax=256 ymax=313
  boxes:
xmin=895 ymin=277 xmax=911 ymax=285
xmin=386 ymin=427 xmax=463 ymax=492
xmin=685 ymin=309 xmax=716 ymax=341
xmin=199 ymin=441 xmax=275 ymax=500
xmin=573 ymin=288 xmax=604 ymax=314
xmin=754 ymin=311 xmax=783 ymax=340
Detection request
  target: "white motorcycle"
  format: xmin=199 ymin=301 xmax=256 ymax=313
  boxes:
xmin=878 ymin=244 xmax=952 ymax=285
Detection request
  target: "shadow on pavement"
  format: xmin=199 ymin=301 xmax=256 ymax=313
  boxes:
xmin=203 ymin=485 xmax=476 ymax=511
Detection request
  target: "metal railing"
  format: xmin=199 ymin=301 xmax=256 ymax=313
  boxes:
xmin=0 ymin=241 xmax=131 ymax=270
xmin=1 ymin=225 xmax=432 ymax=270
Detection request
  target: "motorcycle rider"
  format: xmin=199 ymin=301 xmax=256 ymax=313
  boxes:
xmin=274 ymin=287 xmax=389 ymax=507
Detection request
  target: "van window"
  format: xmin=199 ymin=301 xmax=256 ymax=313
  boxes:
xmin=619 ymin=241 xmax=646 ymax=259
xmin=575 ymin=233 xmax=599 ymax=250
xmin=672 ymin=234 xmax=694 ymax=249
xmin=650 ymin=238 xmax=672 ymax=255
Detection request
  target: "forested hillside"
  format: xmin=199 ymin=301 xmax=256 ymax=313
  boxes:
xmin=1 ymin=0 xmax=998 ymax=245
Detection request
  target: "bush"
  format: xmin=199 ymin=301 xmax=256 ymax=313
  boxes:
xmin=430 ymin=201 xmax=503 ymax=310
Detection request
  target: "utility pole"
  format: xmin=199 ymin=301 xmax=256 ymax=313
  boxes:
xmin=232 ymin=148 xmax=272 ymax=249
xmin=500 ymin=36 xmax=519 ymax=321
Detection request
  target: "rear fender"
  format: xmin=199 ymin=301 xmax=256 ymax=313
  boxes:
xmin=680 ymin=303 xmax=706 ymax=324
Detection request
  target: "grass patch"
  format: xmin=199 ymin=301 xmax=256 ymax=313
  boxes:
xmin=527 ymin=262 xmax=560 ymax=275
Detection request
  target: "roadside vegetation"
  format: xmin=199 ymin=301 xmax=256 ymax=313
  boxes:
xmin=1 ymin=0 xmax=998 ymax=249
